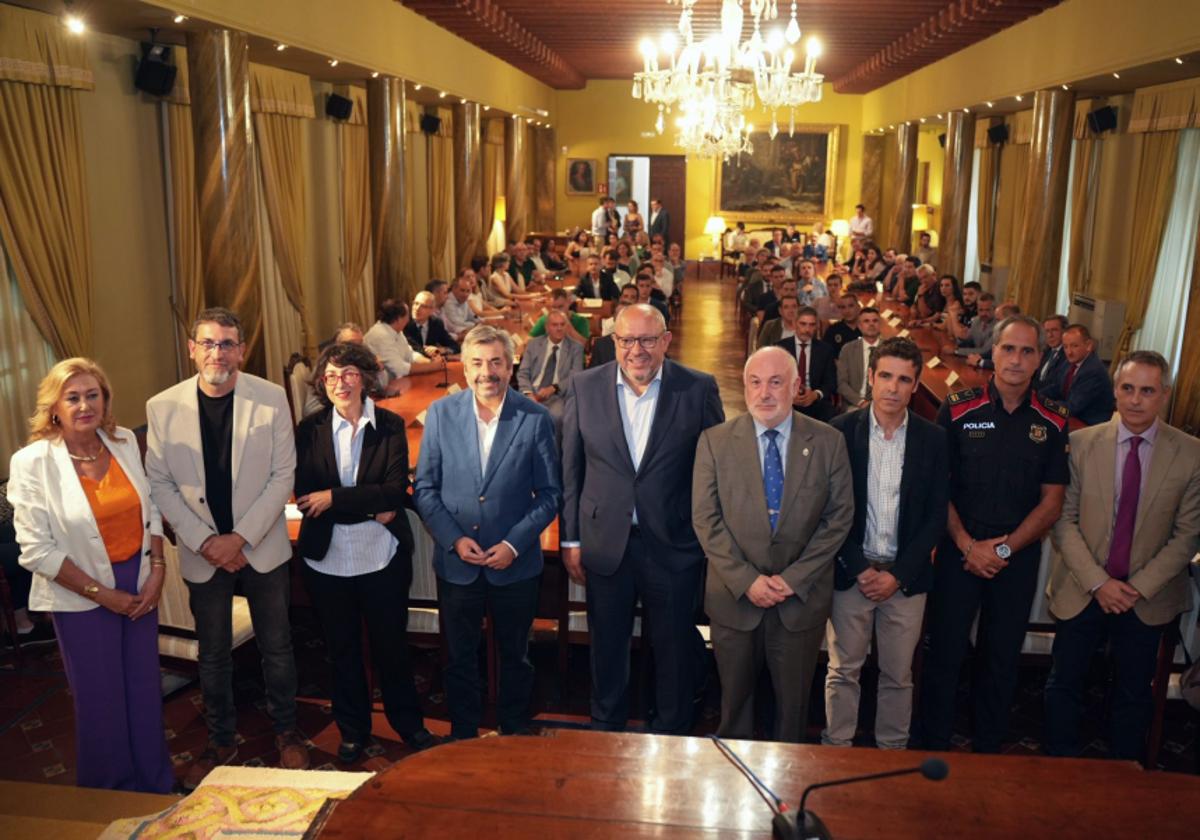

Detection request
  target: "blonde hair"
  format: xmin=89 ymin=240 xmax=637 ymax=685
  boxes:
xmin=28 ymin=357 xmax=121 ymax=443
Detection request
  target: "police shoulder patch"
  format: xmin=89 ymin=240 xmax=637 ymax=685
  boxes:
xmin=1037 ymin=394 xmax=1070 ymax=419
xmin=946 ymin=387 xmax=983 ymax=405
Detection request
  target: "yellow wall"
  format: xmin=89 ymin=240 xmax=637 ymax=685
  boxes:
xmin=553 ymin=81 xmax=865 ymax=259
xmin=143 ymin=0 xmax=553 ymax=117
xmin=861 ymin=0 xmax=1200 ymax=128
xmin=81 ymin=32 xmax=177 ymax=428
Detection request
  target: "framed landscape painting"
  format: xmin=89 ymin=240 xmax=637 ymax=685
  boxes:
xmin=717 ymin=125 xmax=839 ymax=222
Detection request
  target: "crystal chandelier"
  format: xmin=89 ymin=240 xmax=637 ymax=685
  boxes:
xmin=631 ymin=0 xmax=823 ymax=157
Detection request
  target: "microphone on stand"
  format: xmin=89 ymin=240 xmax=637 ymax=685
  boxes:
xmin=435 ymin=352 xmax=450 ymax=389
xmin=772 ymin=758 xmax=949 ymax=840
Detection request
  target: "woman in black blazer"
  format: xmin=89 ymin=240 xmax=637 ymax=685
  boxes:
xmin=295 ymin=342 xmax=436 ymax=761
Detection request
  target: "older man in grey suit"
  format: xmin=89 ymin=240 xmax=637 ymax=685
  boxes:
xmin=1046 ymin=350 xmax=1200 ymax=761
xmin=693 ymin=346 xmax=854 ymax=741
xmin=517 ymin=310 xmax=584 ymax=429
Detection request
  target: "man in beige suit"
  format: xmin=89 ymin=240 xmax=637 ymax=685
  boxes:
xmin=1047 ymin=350 xmax=1200 ymax=762
xmin=693 ymin=346 xmax=853 ymax=741
xmin=145 ymin=308 xmax=305 ymax=787
xmin=835 ymin=307 xmax=883 ymax=410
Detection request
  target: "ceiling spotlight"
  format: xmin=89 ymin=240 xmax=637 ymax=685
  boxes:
xmin=1175 ymin=57 xmax=1184 ymax=64
xmin=1061 ymin=84 xmax=1069 ymax=90
xmin=986 ymin=101 xmax=994 ymax=108
xmin=438 ymin=91 xmax=447 ymax=98
xmin=460 ymin=98 xmax=468 ymax=104
xmin=920 ymin=117 xmax=926 ymax=123
xmin=275 ymin=43 xmax=287 ymax=52
xmin=414 ymin=84 xmax=422 ymax=90
xmin=64 ymin=14 xmax=86 ymax=34
xmin=371 ymin=71 xmax=380 ymax=78
xmin=963 ymin=107 xmax=970 ymax=113
xmin=888 ymin=124 xmax=895 ymax=129
xmin=483 ymin=105 xmax=491 ymax=111
xmin=1015 ymin=94 xmax=1023 ymax=102
xmin=936 ymin=113 xmax=943 ymax=119
xmin=173 ymin=14 xmax=187 ymax=24
xmin=1112 ymin=72 xmax=1120 ymax=79
xmin=328 ymin=59 xmax=339 ymax=67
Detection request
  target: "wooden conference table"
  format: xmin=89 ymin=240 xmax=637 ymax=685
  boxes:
xmin=312 ymin=730 xmax=1199 ymax=838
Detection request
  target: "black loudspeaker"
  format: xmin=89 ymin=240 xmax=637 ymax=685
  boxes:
xmin=419 ymin=114 xmax=442 ymax=135
xmin=987 ymin=123 xmax=1010 ymax=145
xmin=938 ymin=133 xmax=947 ymax=148
xmin=1087 ymin=105 xmax=1118 ymax=134
xmin=325 ymin=93 xmax=353 ymax=121
xmin=134 ymin=42 xmax=177 ymax=97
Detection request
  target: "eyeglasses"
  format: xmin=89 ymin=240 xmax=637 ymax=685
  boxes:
xmin=614 ymin=334 xmax=664 ymax=351
xmin=322 ymin=370 xmax=363 ymax=386
xmin=195 ymin=339 xmax=241 ymax=354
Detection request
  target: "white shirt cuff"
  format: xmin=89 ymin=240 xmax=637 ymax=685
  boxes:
xmin=559 ymin=541 xmax=581 ymax=549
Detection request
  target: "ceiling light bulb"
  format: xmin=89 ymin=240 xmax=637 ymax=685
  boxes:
xmin=414 ymin=84 xmax=423 ymax=90
xmin=936 ymin=113 xmax=943 ymax=119
xmin=276 ymin=43 xmax=287 ymax=52
xmin=920 ymin=117 xmax=926 ymax=123
xmin=483 ymin=105 xmax=490 ymax=111
xmin=767 ymin=30 xmax=785 ymax=52
xmin=1175 ymin=57 xmax=1184 ymax=64
xmin=1112 ymin=72 xmax=1120 ymax=79
xmin=65 ymin=14 xmax=85 ymax=34
xmin=806 ymin=37 xmax=822 ymax=59
xmin=1015 ymin=94 xmax=1023 ymax=102
xmin=963 ymin=107 xmax=970 ymax=113
xmin=1062 ymin=84 xmax=1069 ymax=90
xmin=986 ymin=101 xmax=994 ymax=108
xmin=371 ymin=71 xmax=380 ymax=78
xmin=328 ymin=59 xmax=339 ymax=67
xmin=173 ymin=14 xmax=186 ymax=24
xmin=439 ymin=91 xmax=447 ymax=98
xmin=640 ymin=38 xmax=656 ymax=58
xmin=660 ymin=32 xmax=677 ymax=54
xmin=888 ymin=124 xmax=895 ymax=130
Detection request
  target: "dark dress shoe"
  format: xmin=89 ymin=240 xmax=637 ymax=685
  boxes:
xmin=402 ymin=728 xmax=440 ymax=751
xmin=337 ymin=740 xmax=365 ymax=763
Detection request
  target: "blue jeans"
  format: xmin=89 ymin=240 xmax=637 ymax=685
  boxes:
xmin=186 ymin=562 xmax=298 ymax=745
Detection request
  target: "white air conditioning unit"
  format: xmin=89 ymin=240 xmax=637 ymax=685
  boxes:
xmin=1068 ymin=293 xmax=1126 ymax=362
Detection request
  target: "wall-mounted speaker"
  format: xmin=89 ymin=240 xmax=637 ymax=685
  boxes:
xmin=419 ymin=114 xmax=442 ymax=135
xmin=134 ymin=42 xmax=177 ymax=97
xmin=325 ymin=93 xmax=353 ymax=121
xmin=987 ymin=124 xmax=1010 ymax=145
xmin=1087 ymin=105 xmax=1118 ymax=134
xmin=938 ymin=133 xmax=947 ymax=148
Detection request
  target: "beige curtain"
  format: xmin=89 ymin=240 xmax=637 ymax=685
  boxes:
xmin=337 ymin=86 xmax=373 ymax=327
xmin=428 ymin=107 xmax=456 ymax=284
xmin=254 ymin=144 xmax=304 ymax=384
xmin=1112 ymin=130 xmax=1180 ymax=364
xmin=1065 ymin=137 xmax=1098 ymax=297
xmin=1128 ymin=78 xmax=1200 ymax=133
xmin=1170 ymin=211 xmax=1200 ymax=433
xmin=991 ymin=135 xmax=1030 ymax=275
xmin=482 ymin=118 xmax=506 ymax=257
xmin=0 ymin=249 xmax=56 ymax=466
xmin=404 ymin=98 xmax=423 ymax=292
xmin=0 ymin=7 xmax=95 ymax=359
xmin=973 ymin=121 xmax=998 ymax=272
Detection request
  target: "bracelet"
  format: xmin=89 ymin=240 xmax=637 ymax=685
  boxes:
xmin=964 ymin=539 xmax=975 ymax=558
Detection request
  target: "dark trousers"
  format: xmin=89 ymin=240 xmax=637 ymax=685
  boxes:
xmin=586 ymin=528 xmax=703 ymax=734
xmin=52 ymin=553 xmax=173 ymax=793
xmin=920 ymin=539 xmax=1041 ymax=753
xmin=186 ymin=561 xmax=298 ymax=746
xmin=439 ymin=573 xmax=539 ymax=739
xmin=303 ymin=555 xmax=424 ymax=743
xmin=1044 ymin=599 xmax=1169 ymax=761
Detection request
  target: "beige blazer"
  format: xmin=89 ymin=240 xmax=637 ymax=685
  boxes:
xmin=693 ymin=411 xmax=854 ymax=632
xmin=836 ymin=337 xmax=872 ymax=408
xmin=8 ymin=427 xmax=163 ymax=612
xmin=145 ymin=373 xmax=296 ymax=584
xmin=1049 ymin=419 xmax=1200 ymax=625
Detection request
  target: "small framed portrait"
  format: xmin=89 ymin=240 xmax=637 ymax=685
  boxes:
xmin=566 ymin=158 xmax=598 ymax=195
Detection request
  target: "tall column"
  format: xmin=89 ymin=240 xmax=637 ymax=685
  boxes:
xmin=186 ymin=29 xmax=263 ymax=373
xmin=940 ymin=110 xmax=976 ymax=280
xmin=367 ymin=76 xmax=408 ymax=305
xmin=532 ymin=126 xmax=556 ymax=234
xmin=1011 ymin=88 xmax=1074 ymax=318
xmin=887 ymin=122 xmax=919 ymax=253
xmin=453 ymin=102 xmax=484 ymax=267
xmin=505 ymin=116 xmax=530 ymax=243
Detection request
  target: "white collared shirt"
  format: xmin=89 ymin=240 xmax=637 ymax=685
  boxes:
xmin=752 ymin=411 xmax=793 ymax=480
xmin=305 ymin=398 xmax=398 ymax=577
xmin=863 ymin=405 xmax=907 ymax=562
xmin=617 ymin=363 xmax=663 ymax=526
xmin=364 ymin=320 xmax=413 ymax=379
xmin=474 ymin=393 xmax=506 ymax=476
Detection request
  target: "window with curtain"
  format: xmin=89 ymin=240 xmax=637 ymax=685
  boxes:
xmin=0 ymin=243 xmax=56 ymax=468
xmin=1133 ymin=128 xmax=1200 ymax=367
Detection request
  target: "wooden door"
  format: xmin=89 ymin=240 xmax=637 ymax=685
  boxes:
xmin=648 ymin=155 xmax=686 ymax=255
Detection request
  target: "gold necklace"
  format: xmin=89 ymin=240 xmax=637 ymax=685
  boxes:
xmin=67 ymin=442 xmax=104 ymax=462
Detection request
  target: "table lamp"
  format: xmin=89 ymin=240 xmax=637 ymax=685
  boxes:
xmin=705 ymin=215 xmax=727 ymax=258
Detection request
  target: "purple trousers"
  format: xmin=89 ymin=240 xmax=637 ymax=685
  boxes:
xmin=52 ymin=553 xmax=174 ymax=793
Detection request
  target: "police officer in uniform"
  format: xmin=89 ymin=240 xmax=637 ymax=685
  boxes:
xmin=920 ymin=314 xmax=1069 ymax=753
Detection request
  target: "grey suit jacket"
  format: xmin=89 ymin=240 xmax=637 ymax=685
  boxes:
xmin=145 ymin=373 xmax=296 ymax=584
xmin=836 ymin=337 xmax=875 ymax=407
xmin=1049 ymin=419 xmax=1200 ymax=625
xmin=693 ymin=412 xmax=854 ymax=632
xmin=517 ymin=334 xmax=584 ymax=395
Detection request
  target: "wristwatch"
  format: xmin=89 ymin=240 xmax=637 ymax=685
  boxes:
xmin=994 ymin=542 xmax=1012 ymax=560
xmin=82 ymin=583 xmax=100 ymax=599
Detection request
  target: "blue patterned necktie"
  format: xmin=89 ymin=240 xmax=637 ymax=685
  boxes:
xmin=763 ymin=429 xmax=784 ymax=532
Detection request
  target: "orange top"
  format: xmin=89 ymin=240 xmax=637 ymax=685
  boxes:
xmin=78 ymin=456 xmax=144 ymax=563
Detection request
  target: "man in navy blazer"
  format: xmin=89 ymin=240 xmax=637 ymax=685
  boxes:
xmin=1039 ymin=324 xmax=1114 ymax=425
xmin=413 ymin=325 xmax=561 ymax=740
xmin=561 ymin=304 xmax=724 ymax=734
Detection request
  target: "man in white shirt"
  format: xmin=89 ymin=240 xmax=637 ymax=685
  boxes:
xmin=441 ymin=271 xmax=482 ymax=341
xmin=795 ymin=259 xmax=829 ymax=307
xmin=592 ymin=196 xmax=613 ymax=240
xmin=849 ymin=204 xmax=874 ymax=244
xmin=837 ymin=307 xmax=884 ymax=410
xmin=363 ymin=300 xmax=446 ymax=389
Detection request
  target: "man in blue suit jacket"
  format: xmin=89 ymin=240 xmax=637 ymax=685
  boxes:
xmin=414 ymin=325 xmax=561 ymax=740
xmin=1039 ymin=324 xmax=1114 ymax=426
xmin=561 ymin=304 xmax=724 ymax=734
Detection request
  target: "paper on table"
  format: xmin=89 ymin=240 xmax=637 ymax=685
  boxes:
xmin=946 ymin=370 xmax=961 ymax=387
xmin=582 ymin=298 xmax=604 ymax=307
xmin=889 ymin=317 xmax=903 ymax=327
xmin=882 ymin=309 xmax=894 ymax=319
xmin=447 ymin=383 xmax=462 ymax=395
xmin=415 ymin=409 xmax=427 ymax=426
xmin=926 ymin=356 xmax=942 ymax=368
xmin=867 ymin=298 xmax=877 ymax=307
xmin=897 ymin=329 xmax=910 ymax=338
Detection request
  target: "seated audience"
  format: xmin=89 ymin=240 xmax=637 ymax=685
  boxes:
xmin=405 ymin=291 xmax=461 ymax=356
xmin=576 ymin=254 xmax=621 ymax=301
xmin=915 ymin=231 xmax=938 ymax=266
xmin=486 ymin=253 xmax=530 ymax=305
xmin=760 ymin=277 xmax=798 ymax=325
xmin=509 ymin=241 xmax=537 ymax=285
xmin=758 ymin=295 xmax=800 ymax=347
xmin=776 ymin=306 xmax=837 ymax=422
xmin=1039 ymin=324 xmax=1115 ymax=425
xmin=529 ymin=288 xmax=590 ymax=346
xmin=564 ymin=229 xmax=591 ymax=275
xmin=836 ymin=307 xmax=884 ymax=410
xmin=649 ymin=252 xmax=676 ymax=298
xmin=425 ymin=278 xmax=451 ymax=318
xmin=364 ymin=300 xmax=447 ymax=382
xmin=602 ymin=248 xmax=632 ymax=288
xmin=825 ymin=294 xmax=863 ymax=357
xmin=948 ymin=292 xmax=997 ymax=360
xmin=517 ymin=311 xmax=584 ymax=428
xmin=960 ymin=280 xmax=981 ymax=325
xmin=587 ymin=301 xmax=630 ymax=368
xmin=1037 ymin=314 xmax=1069 ymax=389
xmin=795 ymin=259 xmax=829 ymax=307
xmin=636 ymin=272 xmax=671 ymax=323
xmin=439 ymin=270 xmax=482 ymax=341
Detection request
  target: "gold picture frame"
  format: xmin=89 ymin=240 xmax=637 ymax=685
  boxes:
xmin=716 ymin=124 xmax=840 ymax=223
xmin=565 ymin=158 xmax=598 ymax=195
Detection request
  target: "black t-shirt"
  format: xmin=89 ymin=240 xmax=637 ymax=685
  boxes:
xmin=197 ymin=387 xmax=235 ymax=535
xmin=824 ymin=321 xmax=862 ymax=357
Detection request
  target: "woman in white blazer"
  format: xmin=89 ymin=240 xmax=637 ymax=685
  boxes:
xmin=7 ymin=358 xmax=173 ymax=793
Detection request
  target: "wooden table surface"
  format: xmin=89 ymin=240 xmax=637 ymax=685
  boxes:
xmin=312 ymin=730 xmax=1198 ymax=839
